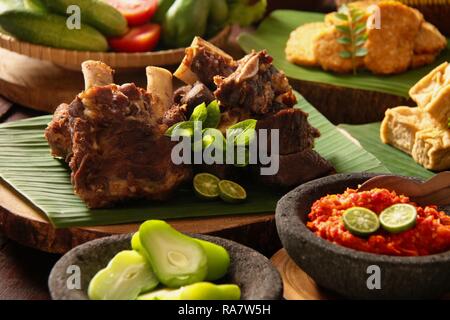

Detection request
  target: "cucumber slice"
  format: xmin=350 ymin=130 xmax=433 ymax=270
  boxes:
xmin=379 ymin=204 xmax=417 ymax=234
xmin=137 ymin=282 xmax=241 ymax=300
xmin=133 ymin=230 xmax=230 ymax=281
xmin=139 ymin=220 xmax=208 ymax=287
xmin=342 ymin=207 xmax=380 ymax=237
xmin=88 ymin=250 xmax=159 ymax=300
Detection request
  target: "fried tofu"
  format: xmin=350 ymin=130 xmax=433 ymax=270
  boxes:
xmin=414 ymin=22 xmax=447 ymax=54
xmin=380 ymin=106 xmax=450 ymax=170
xmin=364 ymin=1 xmax=423 ymax=74
xmin=412 ymin=128 xmax=450 ymax=171
xmin=285 ymin=22 xmax=326 ymax=67
xmin=380 ymin=106 xmax=425 ymax=154
xmin=409 ymin=62 xmax=450 ymax=127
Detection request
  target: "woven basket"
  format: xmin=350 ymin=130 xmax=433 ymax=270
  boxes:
xmin=335 ymin=0 xmax=450 ymax=36
xmin=0 ymin=26 xmax=231 ymax=71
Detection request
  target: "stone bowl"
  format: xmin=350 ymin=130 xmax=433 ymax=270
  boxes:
xmin=276 ymin=172 xmax=450 ymax=299
xmin=48 ymin=233 xmax=283 ymax=300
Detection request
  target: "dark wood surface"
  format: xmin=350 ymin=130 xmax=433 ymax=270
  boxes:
xmin=0 ymin=0 xmax=332 ymax=301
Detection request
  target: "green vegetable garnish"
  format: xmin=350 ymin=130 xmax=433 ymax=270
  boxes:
xmin=88 ymin=250 xmax=159 ymax=300
xmin=379 ymin=204 xmax=417 ymax=234
xmin=203 ymin=101 xmax=221 ymax=129
xmin=218 ymin=180 xmax=247 ymax=203
xmin=137 ymin=282 xmax=240 ymax=300
xmin=342 ymin=207 xmax=380 ymax=236
xmin=165 ymin=121 xmax=195 ymax=137
xmin=139 ymin=220 xmax=208 ymax=287
xmin=335 ymin=4 xmax=368 ymax=75
xmin=227 ymin=119 xmax=257 ymax=146
xmin=189 ymin=102 xmax=208 ymax=122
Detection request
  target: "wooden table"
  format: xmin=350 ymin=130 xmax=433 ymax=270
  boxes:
xmin=0 ymin=0 xmax=334 ymax=301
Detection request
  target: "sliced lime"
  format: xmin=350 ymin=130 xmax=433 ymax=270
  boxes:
xmin=218 ymin=180 xmax=247 ymax=203
xmin=193 ymin=173 xmax=220 ymax=200
xmin=379 ymin=204 xmax=417 ymax=234
xmin=342 ymin=207 xmax=380 ymax=237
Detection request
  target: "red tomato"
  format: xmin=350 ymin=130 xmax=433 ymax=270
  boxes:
xmin=109 ymin=24 xmax=161 ymax=53
xmin=103 ymin=0 xmax=158 ymax=26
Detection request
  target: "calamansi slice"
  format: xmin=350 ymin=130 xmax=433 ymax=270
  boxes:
xmin=379 ymin=204 xmax=417 ymax=234
xmin=342 ymin=207 xmax=380 ymax=237
xmin=193 ymin=173 xmax=220 ymax=200
xmin=218 ymin=180 xmax=247 ymax=203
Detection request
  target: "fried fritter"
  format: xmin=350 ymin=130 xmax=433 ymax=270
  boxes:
xmin=364 ymin=1 xmax=423 ymax=74
xmin=414 ymin=22 xmax=447 ymax=54
xmin=411 ymin=53 xmax=438 ymax=69
xmin=314 ymin=26 xmax=364 ymax=73
xmin=285 ymin=22 xmax=326 ymax=67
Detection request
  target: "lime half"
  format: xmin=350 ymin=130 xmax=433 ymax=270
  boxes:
xmin=342 ymin=207 xmax=380 ymax=237
xmin=379 ymin=204 xmax=417 ymax=234
xmin=218 ymin=180 xmax=247 ymax=203
xmin=193 ymin=173 xmax=220 ymax=200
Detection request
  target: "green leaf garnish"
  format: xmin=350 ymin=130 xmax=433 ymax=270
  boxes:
xmin=335 ymin=4 xmax=369 ymax=75
xmin=203 ymin=101 xmax=221 ymax=129
xmin=189 ymin=103 xmax=207 ymax=122
xmin=165 ymin=121 xmax=195 ymax=138
xmin=227 ymin=119 xmax=258 ymax=146
xmin=337 ymin=37 xmax=351 ymax=45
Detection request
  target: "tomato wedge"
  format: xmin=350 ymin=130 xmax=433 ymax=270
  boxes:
xmin=108 ymin=24 xmax=161 ymax=53
xmin=103 ymin=0 xmax=158 ymax=26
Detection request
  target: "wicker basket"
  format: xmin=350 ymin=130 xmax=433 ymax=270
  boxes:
xmin=0 ymin=26 xmax=231 ymax=71
xmin=335 ymin=0 xmax=450 ymax=36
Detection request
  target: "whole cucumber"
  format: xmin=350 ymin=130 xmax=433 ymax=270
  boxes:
xmin=24 ymin=0 xmax=47 ymax=12
xmin=0 ymin=10 xmax=108 ymax=51
xmin=41 ymin=0 xmax=127 ymax=37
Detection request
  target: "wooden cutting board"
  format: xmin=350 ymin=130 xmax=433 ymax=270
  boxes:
xmin=270 ymin=249 xmax=450 ymax=300
xmin=0 ymin=48 xmax=149 ymax=113
xmin=0 ymin=180 xmax=278 ymax=255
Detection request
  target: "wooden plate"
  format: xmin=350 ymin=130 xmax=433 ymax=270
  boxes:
xmin=270 ymin=249 xmax=450 ymax=300
xmin=0 ymin=180 xmax=278 ymax=255
xmin=0 ymin=26 xmax=230 ymax=71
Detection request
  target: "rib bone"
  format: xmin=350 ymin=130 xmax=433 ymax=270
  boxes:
xmin=81 ymin=60 xmax=114 ymax=90
xmin=146 ymin=66 xmax=173 ymax=120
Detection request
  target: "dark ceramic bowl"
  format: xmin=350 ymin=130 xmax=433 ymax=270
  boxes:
xmin=48 ymin=233 xmax=283 ymax=300
xmin=276 ymin=172 xmax=450 ymax=299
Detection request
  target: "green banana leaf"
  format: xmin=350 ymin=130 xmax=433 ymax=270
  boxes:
xmin=238 ymin=10 xmax=450 ymax=98
xmin=340 ymin=122 xmax=434 ymax=179
xmin=0 ymin=93 xmax=388 ymax=228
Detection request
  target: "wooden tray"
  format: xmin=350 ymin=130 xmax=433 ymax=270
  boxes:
xmin=0 ymin=180 xmax=279 ymax=255
xmin=270 ymin=249 xmax=450 ymax=300
xmin=0 ymin=27 xmax=230 ymax=71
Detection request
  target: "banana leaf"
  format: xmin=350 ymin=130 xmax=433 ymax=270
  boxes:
xmin=340 ymin=122 xmax=434 ymax=179
xmin=238 ymin=10 xmax=450 ymax=98
xmin=0 ymin=93 xmax=388 ymax=228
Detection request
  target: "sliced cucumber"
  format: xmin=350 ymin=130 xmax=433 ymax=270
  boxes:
xmin=137 ymin=282 xmax=241 ymax=300
xmin=138 ymin=220 xmax=208 ymax=287
xmin=88 ymin=250 xmax=159 ymax=300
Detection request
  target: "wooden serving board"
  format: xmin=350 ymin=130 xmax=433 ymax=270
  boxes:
xmin=270 ymin=249 xmax=450 ymax=300
xmin=0 ymin=180 xmax=279 ymax=256
xmin=0 ymin=48 xmax=151 ymax=113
